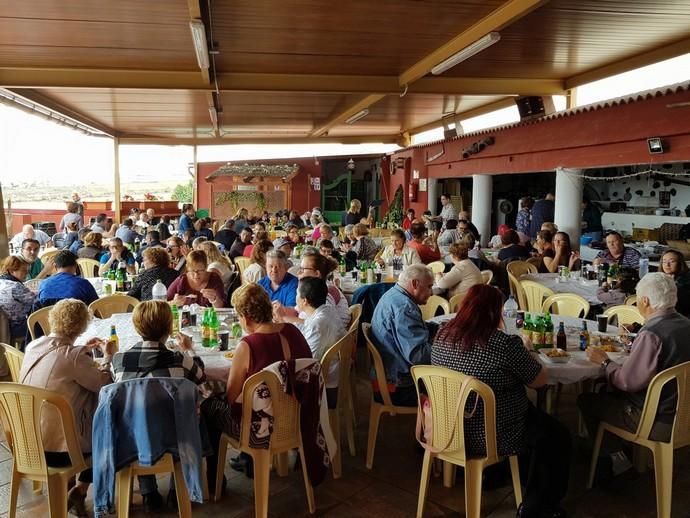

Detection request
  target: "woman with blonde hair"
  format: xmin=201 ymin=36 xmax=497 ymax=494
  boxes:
xmin=167 ymin=250 xmax=225 ymax=307
xmin=0 ymin=255 xmax=36 ymax=340
xmin=199 ymin=241 xmax=233 ymax=292
xmin=20 ymin=299 xmax=115 ymax=516
xmin=352 ymin=222 xmax=379 ymax=261
xmin=77 ymin=231 xmax=104 ymax=260
xmin=434 ymin=243 xmax=483 ymax=298
xmin=345 ymin=199 xmax=363 ymax=225
xmin=243 ymin=239 xmax=274 ymax=283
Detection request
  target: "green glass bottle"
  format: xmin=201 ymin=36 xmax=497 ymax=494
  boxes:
xmin=209 ymin=308 xmax=219 ymax=348
xmin=522 ymin=313 xmax=533 ymax=340
xmin=532 ymin=315 xmax=546 ymax=350
xmin=171 ymin=304 xmax=179 ymax=335
xmin=543 ymin=313 xmax=554 ymax=348
xmin=201 ymin=308 xmax=211 ymax=348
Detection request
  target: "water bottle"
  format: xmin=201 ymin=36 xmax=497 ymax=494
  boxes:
xmin=639 ymin=257 xmax=649 ymax=279
xmin=502 ymin=295 xmax=519 ymax=335
xmin=152 ymin=279 xmax=167 ymax=301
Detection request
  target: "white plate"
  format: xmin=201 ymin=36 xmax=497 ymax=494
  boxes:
xmin=539 ymin=348 xmax=571 ymax=363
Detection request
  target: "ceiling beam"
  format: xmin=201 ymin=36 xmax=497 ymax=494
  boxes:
xmin=309 ymin=94 xmax=385 ymax=137
xmin=0 ymin=68 xmax=564 ymax=96
xmin=404 ymin=97 xmax=517 ymax=135
xmin=398 ymin=0 xmax=548 ymax=86
xmin=565 ymin=34 xmax=690 ymax=90
xmin=6 ymin=88 xmax=118 ymax=137
xmin=117 ymin=134 xmax=400 ymax=146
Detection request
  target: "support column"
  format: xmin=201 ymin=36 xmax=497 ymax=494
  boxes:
xmin=113 ymin=137 xmax=121 ymax=224
xmin=472 ymin=174 xmax=492 ymax=247
xmin=427 ymin=178 xmax=438 ymax=214
xmin=554 ymin=167 xmax=584 ymax=249
xmin=192 ymin=145 xmax=199 ymax=209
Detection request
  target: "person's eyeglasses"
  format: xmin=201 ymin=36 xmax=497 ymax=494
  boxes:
xmin=298 ymin=267 xmax=317 ymax=273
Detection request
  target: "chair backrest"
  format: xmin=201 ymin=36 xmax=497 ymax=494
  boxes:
xmin=27 ymin=306 xmax=53 ymax=341
xmin=635 ymin=360 xmax=690 ymax=448
xmin=506 ymin=260 xmax=537 ymax=279
xmin=240 ymin=369 xmax=301 ymax=452
xmin=427 ymin=261 xmax=445 ymax=275
xmin=0 ymin=344 xmax=24 ymax=382
xmin=39 ymin=249 xmax=59 ymax=263
xmin=481 ymin=270 xmax=493 ymax=285
xmin=448 ymin=293 xmax=465 ymax=313
xmin=321 ymin=328 xmax=357 ymax=408
xmin=362 ymin=323 xmax=394 ymax=407
xmin=411 ymin=365 xmax=499 ymax=464
xmin=234 ymin=257 xmax=251 ymax=277
xmin=76 ymin=258 xmax=101 ymax=278
xmin=624 ymin=295 xmax=638 ymax=306
xmin=507 ymin=271 xmax=527 ymax=310
xmin=526 ymin=257 xmax=542 ymax=269
xmin=602 ymin=305 xmax=644 ymax=326
xmin=348 ymin=304 xmax=362 ymax=334
xmin=88 ymin=295 xmax=139 ymax=319
xmin=542 ymin=293 xmax=590 ymax=318
xmin=380 ymin=238 xmax=392 ymax=249
xmin=0 ymin=383 xmax=86 ymax=478
xmin=419 ymin=295 xmax=450 ymax=320
xmin=519 ymin=280 xmax=554 ymax=314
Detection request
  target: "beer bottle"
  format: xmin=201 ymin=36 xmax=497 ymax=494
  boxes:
xmin=579 ymin=320 xmax=590 ymax=351
xmin=556 ymin=322 xmax=567 ymax=351
xmin=109 ymin=325 xmax=119 ymax=353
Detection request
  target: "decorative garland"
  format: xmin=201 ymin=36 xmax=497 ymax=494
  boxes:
xmin=215 ymin=191 xmax=267 ymax=212
xmin=576 ymin=168 xmax=690 ymax=181
xmin=212 ymin=163 xmax=299 ymax=178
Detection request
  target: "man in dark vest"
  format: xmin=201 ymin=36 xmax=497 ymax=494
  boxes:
xmin=579 ymin=272 xmax=690 ymax=478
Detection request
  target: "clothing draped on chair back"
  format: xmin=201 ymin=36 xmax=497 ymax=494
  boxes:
xmin=91 ymin=377 xmax=205 ymax=517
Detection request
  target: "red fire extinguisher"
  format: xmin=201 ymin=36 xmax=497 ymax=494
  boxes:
xmin=408 ymin=183 xmax=418 ymax=203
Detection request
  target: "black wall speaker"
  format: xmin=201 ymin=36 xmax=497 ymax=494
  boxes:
xmin=515 ymin=96 xmax=555 ymax=121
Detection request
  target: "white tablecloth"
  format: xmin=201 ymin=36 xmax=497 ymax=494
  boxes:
xmin=520 ymin=272 xmax=602 ymax=305
xmin=427 ymin=314 xmax=626 ymax=386
xmin=76 ymin=312 xmax=230 ymax=370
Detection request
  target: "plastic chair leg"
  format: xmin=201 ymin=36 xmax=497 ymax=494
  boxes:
xmin=344 ymin=390 xmax=356 ymax=457
xmin=415 ymin=451 xmax=433 ymax=518
xmin=46 ymin=474 xmax=68 ymax=518
xmin=348 ymin=368 xmax=358 ymax=429
xmin=587 ymin=425 xmax=606 ymax=489
xmin=172 ymin=460 xmax=193 ymax=518
xmin=329 ymin=408 xmax=342 ymax=479
xmin=7 ymin=470 xmax=20 ymax=518
xmin=365 ymin=402 xmax=383 ymax=469
xmin=117 ymin=466 xmax=133 ymax=518
xmin=509 ymin=456 xmax=522 ymax=507
xmin=652 ymin=444 xmax=674 ymax=518
xmin=214 ymin=436 xmax=230 ymax=502
xmin=298 ymin=445 xmax=316 ymax=514
xmin=275 ymin=452 xmax=290 ymax=477
xmin=32 ymin=480 xmax=43 ymax=494
xmin=443 ymin=461 xmax=456 ymax=488
xmin=464 ymin=460 xmax=484 ymax=518
xmin=252 ymin=450 xmax=271 ymax=518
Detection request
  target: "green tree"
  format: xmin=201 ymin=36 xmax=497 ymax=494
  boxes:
xmin=171 ymin=180 xmax=193 ymax=202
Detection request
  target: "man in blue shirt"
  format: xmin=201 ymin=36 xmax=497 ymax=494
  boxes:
xmin=178 ymin=204 xmax=196 ymax=234
xmin=115 ymin=218 xmax=142 ymax=246
xmin=258 ymin=250 xmax=298 ymax=307
xmin=38 ymin=250 xmax=99 ymax=306
xmin=370 ymin=264 xmax=434 ymax=406
xmin=529 ymin=193 xmax=555 ymax=237
xmin=99 ymin=238 xmax=137 ymax=276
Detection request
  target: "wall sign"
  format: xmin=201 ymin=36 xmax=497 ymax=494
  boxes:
xmin=311 ymin=177 xmax=321 ymax=191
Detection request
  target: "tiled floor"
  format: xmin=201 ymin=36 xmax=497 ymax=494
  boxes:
xmin=1 ymin=376 xmax=689 ymax=517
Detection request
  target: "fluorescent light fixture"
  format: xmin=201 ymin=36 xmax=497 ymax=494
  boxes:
xmin=431 ymin=32 xmax=501 ymax=75
xmin=345 ymin=109 xmax=370 ymax=124
xmin=189 ymin=20 xmax=210 ymax=70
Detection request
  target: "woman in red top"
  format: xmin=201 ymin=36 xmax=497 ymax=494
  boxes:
xmin=402 ymin=208 xmax=415 ymax=230
xmin=166 ymin=250 xmax=225 ymax=307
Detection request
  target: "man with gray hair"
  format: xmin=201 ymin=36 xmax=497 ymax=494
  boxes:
xmin=370 ymin=264 xmax=434 ymax=406
xmin=257 ymin=249 xmax=298 ymax=307
xmin=579 ymin=272 xmax=690 ymax=478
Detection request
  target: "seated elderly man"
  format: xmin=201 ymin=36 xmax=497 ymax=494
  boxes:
xmin=370 ymin=264 xmax=434 ymax=406
xmin=579 ymin=273 xmax=690 ymax=476
xmin=258 ymin=250 xmax=298 ymax=307
xmin=593 ymin=230 xmax=641 ymax=269
xmin=17 ymin=238 xmax=54 ymax=280
xmin=38 ymin=250 xmax=99 ymax=306
xmin=10 ymin=224 xmax=52 ymax=250
xmin=98 ymin=237 xmax=137 ymax=276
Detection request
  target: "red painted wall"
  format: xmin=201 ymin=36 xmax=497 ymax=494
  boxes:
xmin=387 ymin=86 xmax=690 ymax=213
xmin=196 ymin=158 xmax=322 ymax=217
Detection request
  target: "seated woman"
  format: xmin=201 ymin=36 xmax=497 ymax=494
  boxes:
xmin=20 ymin=299 xmax=114 ymax=517
xmin=199 ymin=241 xmax=234 ymax=293
xmin=221 ymin=284 xmax=312 ymax=475
xmin=318 ymin=239 xmax=342 ymax=262
xmin=167 ymin=236 xmax=188 ymax=272
xmin=77 ymin=231 xmax=105 ymax=261
xmin=542 ymin=231 xmax=580 ymax=273
xmin=497 ymin=229 xmax=530 ymax=262
xmin=431 ymin=284 xmax=570 ymax=518
xmin=533 ymin=230 xmax=554 ymax=273
xmin=661 ymin=249 xmax=690 ymax=318
xmin=111 ymin=300 xmax=206 ymax=512
xmin=286 ymin=223 xmax=304 ymax=246
xmin=434 ymin=243 xmax=483 ymax=298
xmin=0 ymin=255 xmax=36 ymax=341
xmin=167 ymin=250 xmax=225 ymax=308
xmin=243 ymin=239 xmax=273 ymax=283
xmin=463 ymin=234 xmax=491 ymax=270
xmin=127 ymin=246 xmax=179 ymax=301
xmin=352 ymin=223 xmax=379 ymax=261
xmin=489 ymin=224 xmax=511 ymax=249
xmin=377 ymin=229 xmax=421 ymax=268
xmin=62 ymin=221 xmax=80 ymax=251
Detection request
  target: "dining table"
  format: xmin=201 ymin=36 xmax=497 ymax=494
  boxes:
xmin=520 ymin=272 xmax=603 ymax=305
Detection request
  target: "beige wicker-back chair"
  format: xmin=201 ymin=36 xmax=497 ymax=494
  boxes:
xmin=519 ymin=280 xmax=554 ymax=315
xmin=542 ymin=293 xmax=590 ymax=318
xmin=448 ymin=293 xmax=465 ymax=313
xmin=427 ymin=261 xmax=445 ymax=275
xmin=88 ymin=294 xmax=139 ymax=319
xmin=411 ymin=366 xmax=522 ymax=518
xmin=76 ymin=258 xmax=100 ymax=278
xmin=419 ymin=295 xmax=450 ymax=320
xmin=0 ymin=344 xmax=23 ymax=382
xmin=481 ymin=270 xmax=493 ymax=285
xmin=27 ymin=306 xmax=52 ymax=341
xmin=603 ymin=305 xmax=644 ymax=326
